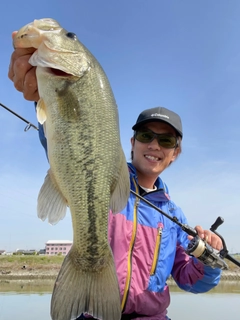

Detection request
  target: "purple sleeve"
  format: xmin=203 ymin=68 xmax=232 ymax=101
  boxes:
xmin=171 ymin=245 xmax=221 ymax=293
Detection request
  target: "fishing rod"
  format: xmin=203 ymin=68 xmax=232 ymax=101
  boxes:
xmin=0 ymin=102 xmax=38 ymax=131
xmin=130 ymin=189 xmax=240 ymax=270
xmin=2 ymin=100 xmax=238 ymax=269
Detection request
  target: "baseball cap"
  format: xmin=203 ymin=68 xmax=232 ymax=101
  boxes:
xmin=132 ymin=106 xmax=183 ymax=137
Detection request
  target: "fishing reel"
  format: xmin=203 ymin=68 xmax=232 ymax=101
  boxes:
xmin=186 ymin=235 xmax=228 ymax=270
xmin=185 ymin=216 xmax=240 ymax=270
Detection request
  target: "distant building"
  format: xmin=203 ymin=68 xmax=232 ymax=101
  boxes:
xmin=23 ymin=250 xmax=37 ymax=255
xmin=2 ymin=252 xmax=13 ymax=256
xmin=14 ymin=249 xmax=25 ymax=255
xmin=0 ymin=250 xmax=6 ymax=255
xmin=45 ymin=240 xmax=72 ymax=256
xmin=38 ymin=249 xmax=46 ymax=255
xmin=15 ymin=249 xmax=37 ymax=255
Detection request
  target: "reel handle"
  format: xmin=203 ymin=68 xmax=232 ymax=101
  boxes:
xmin=210 ymin=217 xmax=224 ymax=232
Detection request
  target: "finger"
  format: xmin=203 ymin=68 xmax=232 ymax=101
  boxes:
xmin=13 ymin=64 xmax=39 ymax=101
xmin=24 ymin=88 xmax=39 ymax=102
xmin=8 ymin=51 xmax=17 ymax=81
xmin=202 ymin=230 xmax=223 ymax=251
xmin=12 ymin=31 xmax=18 ymax=44
xmin=11 ymin=55 xmax=33 ymax=91
xmin=203 ymin=231 xmax=211 ymax=244
xmin=194 ymin=225 xmax=204 ymax=239
xmin=208 ymin=234 xmax=222 ymax=251
xmin=23 ymin=69 xmax=40 ymax=101
xmin=12 ymin=31 xmax=18 ymax=39
xmin=8 ymin=48 xmax=36 ymax=81
xmin=11 ymin=58 xmax=39 ymax=101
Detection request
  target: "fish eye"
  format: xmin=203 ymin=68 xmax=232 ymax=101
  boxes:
xmin=66 ymin=32 xmax=78 ymax=40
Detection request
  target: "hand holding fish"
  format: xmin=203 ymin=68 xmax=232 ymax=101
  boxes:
xmin=8 ymin=31 xmax=39 ymax=101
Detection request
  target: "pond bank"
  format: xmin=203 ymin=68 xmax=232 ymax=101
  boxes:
xmin=0 ymin=269 xmax=239 ymax=281
xmin=0 ymin=255 xmax=239 ymax=281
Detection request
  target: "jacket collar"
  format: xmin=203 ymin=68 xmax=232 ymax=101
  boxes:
xmin=127 ymin=163 xmax=170 ymax=202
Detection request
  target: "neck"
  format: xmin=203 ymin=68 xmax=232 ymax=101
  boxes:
xmin=136 ymin=172 xmax=158 ymax=189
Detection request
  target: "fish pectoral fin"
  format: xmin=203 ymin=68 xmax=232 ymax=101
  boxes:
xmin=110 ymin=151 xmax=130 ymax=214
xmin=36 ymin=98 xmax=47 ymax=124
xmin=37 ymin=169 xmax=68 ymax=225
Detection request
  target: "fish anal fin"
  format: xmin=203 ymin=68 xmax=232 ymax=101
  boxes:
xmin=37 ymin=169 xmax=67 ymax=225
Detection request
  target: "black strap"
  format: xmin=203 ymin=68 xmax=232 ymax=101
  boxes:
xmin=121 ymin=313 xmax=146 ymax=319
xmin=76 ymin=313 xmax=146 ymax=320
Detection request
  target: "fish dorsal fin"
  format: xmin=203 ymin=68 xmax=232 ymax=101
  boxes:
xmin=36 ymin=98 xmax=47 ymax=124
xmin=110 ymin=151 xmax=130 ymax=214
xmin=37 ymin=169 xmax=68 ymax=225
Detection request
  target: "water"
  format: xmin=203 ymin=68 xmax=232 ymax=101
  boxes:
xmin=0 ymin=280 xmax=239 ymax=319
xmin=0 ymin=293 xmax=51 ymax=320
xmin=168 ymin=292 xmax=240 ymax=320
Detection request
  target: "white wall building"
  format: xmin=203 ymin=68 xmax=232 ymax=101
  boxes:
xmin=45 ymin=240 xmax=72 ymax=255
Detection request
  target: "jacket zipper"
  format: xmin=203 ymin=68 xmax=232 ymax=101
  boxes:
xmin=150 ymin=225 xmax=163 ymax=275
xmin=121 ymin=178 xmax=139 ymax=312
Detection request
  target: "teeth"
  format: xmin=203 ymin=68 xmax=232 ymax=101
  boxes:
xmin=145 ymin=155 xmax=159 ymax=161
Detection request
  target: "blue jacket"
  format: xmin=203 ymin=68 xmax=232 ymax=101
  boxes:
xmin=38 ymin=124 xmax=221 ymax=319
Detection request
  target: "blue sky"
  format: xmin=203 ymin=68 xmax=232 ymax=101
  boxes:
xmin=0 ymin=0 xmax=240 ymax=255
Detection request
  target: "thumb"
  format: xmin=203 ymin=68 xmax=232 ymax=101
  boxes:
xmin=12 ymin=31 xmax=18 ymax=39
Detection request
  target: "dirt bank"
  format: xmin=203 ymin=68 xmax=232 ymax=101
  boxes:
xmin=0 ymin=265 xmax=239 ymax=281
xmin=0 ymin=255 xmax=62 ymax=280
xmin=0 ymin=255 xmax=239 ymax=281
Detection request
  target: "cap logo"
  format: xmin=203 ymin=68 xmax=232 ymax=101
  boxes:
xmin=151 ymin=113 xmax=169 ymax=119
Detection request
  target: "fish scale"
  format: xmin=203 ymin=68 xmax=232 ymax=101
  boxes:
xmin=13 ymin=18 xmax=130 ymax=320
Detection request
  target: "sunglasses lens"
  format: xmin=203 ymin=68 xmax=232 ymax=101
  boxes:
xmin=135 ymin=131 xmax=154 ymax=143
xmin=157 ymin=135 xmax=177 ymax=148
xmin=135 ymin=131 xmax=177 ymax=148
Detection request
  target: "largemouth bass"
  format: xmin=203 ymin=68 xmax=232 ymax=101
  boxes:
xmin=13 ymin=18 xmax=130 ymax=320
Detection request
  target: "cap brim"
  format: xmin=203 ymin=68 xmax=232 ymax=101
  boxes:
xmin=132 ymin=119 xmax=183 ymax=137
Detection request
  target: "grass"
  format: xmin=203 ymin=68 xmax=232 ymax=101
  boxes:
xmin=0 ymin=254 xmax=239 ymax=272
xmin=0 ymin=255 xmax=64 ymax=264
xmin=0 ymin=255 xmax=65 ymax=271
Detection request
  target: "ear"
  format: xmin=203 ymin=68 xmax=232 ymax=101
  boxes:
xmin=130 ymin=137 xmax=135 ymax=150
xmin=171 ymin=146 xmax=181 ymax=162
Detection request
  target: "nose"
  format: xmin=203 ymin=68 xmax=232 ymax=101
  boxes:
xmin=147 ymin=137 xmax=160 ymax=150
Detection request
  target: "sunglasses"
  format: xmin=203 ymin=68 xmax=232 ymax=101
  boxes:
xmin=134 ymin=130 xmax=178 ymax=149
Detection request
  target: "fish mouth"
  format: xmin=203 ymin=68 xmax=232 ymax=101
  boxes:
xmin=14 ymin=19 xmax=88 ymax=78
xmin=49 ymin=68 xmax=73 ymax=77
xmin=37 ymin=64 xmax=79 ymax=79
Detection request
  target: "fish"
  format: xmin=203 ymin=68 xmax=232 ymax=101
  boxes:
xmin=13 ymin=18 xmax=130 ymax=320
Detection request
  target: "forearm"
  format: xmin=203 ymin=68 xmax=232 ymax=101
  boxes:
xmin=172 ymin=245 xmax=221 ymax=293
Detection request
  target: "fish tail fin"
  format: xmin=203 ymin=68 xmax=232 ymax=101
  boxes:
xmin=51 ymin=247 xmax=121 ymax=320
